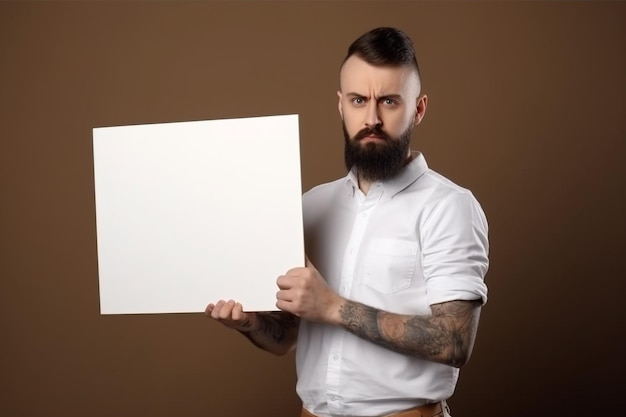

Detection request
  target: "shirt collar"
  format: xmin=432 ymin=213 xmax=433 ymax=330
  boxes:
xmin=343 ymin=151 xmax=429 ymax=198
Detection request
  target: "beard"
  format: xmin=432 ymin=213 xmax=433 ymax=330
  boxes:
xmin=343 ymin=122 xmax=413 ymax=182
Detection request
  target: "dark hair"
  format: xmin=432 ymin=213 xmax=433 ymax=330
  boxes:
xmin=343 ymin=27 xmax=420 ymax=77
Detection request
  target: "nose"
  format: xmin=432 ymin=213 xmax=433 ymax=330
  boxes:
xmin=364 ymin=101 xmax=381 ymax=129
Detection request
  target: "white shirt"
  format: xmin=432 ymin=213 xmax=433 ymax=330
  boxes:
xmin=296 ymin=152 xmax=489 ymax=417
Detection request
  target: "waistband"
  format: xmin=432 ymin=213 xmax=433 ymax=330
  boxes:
xmin=300 ymin=401 xmax=445 ymax=417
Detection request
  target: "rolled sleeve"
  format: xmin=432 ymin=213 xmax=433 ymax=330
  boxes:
xmin=421 ymin=191 xmax=489 ymax=306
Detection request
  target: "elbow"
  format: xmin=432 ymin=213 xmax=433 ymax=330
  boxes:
xmin=445 ymin=329 xmax=477 ymax=368
xmin=446 ymin=346 xmax=473 ymax=368
xmin=448 ymin=355 xmax=469 ymax=368
xmin=407 ymin=346 xmax=471 ymax=368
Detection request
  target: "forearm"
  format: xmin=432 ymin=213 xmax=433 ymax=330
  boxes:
xmin=240 ymin=311 xmax=300 ymax=356
xmin=338 ymin=299 xmax=481 ymax=367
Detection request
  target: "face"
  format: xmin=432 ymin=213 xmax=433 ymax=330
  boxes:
xmin=338 ymin=55 xmax=428 ymax=181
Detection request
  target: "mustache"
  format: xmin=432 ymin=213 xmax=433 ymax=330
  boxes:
xmin=352 ymin=126 xmax=392 ymax=142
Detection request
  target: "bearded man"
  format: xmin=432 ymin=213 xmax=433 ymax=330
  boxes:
xmin=207 ymin=27 xmax=489 ymax=417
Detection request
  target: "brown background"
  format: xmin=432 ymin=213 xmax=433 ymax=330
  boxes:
xmin=1 ymin=1 xmax=625 ymax=416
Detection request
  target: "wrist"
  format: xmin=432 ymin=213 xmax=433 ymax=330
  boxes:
xmin=237 ymin=312 xmax=259 ymax=333
xmin=327 ymin=296 xmax=346 ymax=326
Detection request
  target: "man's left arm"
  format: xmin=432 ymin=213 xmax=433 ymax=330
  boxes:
xmin=276 ymin=262 xmax=482 ymax=368
xmin=337 ymin=298 xmax=481 ymax=368
xmin=277 ymin=191 xmax=487 ymax=368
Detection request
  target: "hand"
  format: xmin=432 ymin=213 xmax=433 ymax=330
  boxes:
xmin=205 ymin=300 xmax=257 ymax=332
xmin=276 ymin=258 xmax=343 ymax=324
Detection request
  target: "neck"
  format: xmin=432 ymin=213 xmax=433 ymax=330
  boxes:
xmin=358 ymin=176 xmax=373 ymax=195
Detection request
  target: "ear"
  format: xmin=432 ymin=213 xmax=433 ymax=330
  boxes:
xmin=337 ymin=90 xmax=344 ymax=120
xmin=413 ymin=94 xmax=428 ymax=126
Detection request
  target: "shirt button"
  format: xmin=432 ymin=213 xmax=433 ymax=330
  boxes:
xmin=333 ymin=355 xmax=339 ymax=361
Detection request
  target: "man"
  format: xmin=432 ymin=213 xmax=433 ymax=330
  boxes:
xmin=206 ymin=27 xmax=489 ymax=417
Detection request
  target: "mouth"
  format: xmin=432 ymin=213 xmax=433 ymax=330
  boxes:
xmin=360 ymin=135 xmax=386 ymax=143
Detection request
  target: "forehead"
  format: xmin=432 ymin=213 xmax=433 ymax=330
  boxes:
xmin=339 ymin=55 xmax=420 ymax=96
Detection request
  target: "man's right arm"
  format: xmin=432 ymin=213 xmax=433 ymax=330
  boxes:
xmin=206 ymin=300 xmax=299 ymax=356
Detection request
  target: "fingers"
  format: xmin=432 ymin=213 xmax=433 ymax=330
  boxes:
xmin=276 ymin=298 xmax=294 ymax=315
xmin=205 ymin=303 xmax=215 ymax=316
xmin=276 ymin=288 xmax=293 ymax=304
xmin=231 ymin=301 xmax=245 ymax=321
xmin=276 ymin=274 xmax=290 ymax=289
xmin=206 ymin=299 xmax=254 ymax=332
xmin=277 ymin=266 xmax=311 ymax=289
xmin=207 ymin=299 xmax=235 ymax=320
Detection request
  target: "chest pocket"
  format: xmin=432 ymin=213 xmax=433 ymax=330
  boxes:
xmin=363 ymin=238 xmax=418 ymax=294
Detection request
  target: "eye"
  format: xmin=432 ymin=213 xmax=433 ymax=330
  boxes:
xmin=351 ymin=97 xmax=366 ymax=106
xmin=381 ymin=98 xmax=398 ymax=106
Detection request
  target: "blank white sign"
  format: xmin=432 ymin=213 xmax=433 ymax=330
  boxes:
xmin=93 ymin=114 xmax=304 ymax=314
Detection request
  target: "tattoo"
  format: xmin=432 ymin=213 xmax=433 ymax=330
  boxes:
xmin=339 ymin=300 xmax=480 ymax=367
xmin=255 ymin=312 xmax=299 ymax=343
xmin=239 ymin=316 xmax=253 ymax=331
xmin=238 ymin=311 xmax=300 ymax=355
xmin=340 ymin=302 xmax=383 ymax=343
xmin=240 ymin=311 xmax=300 ymax=355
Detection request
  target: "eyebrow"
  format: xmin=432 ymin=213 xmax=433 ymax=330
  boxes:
xmin=378 ymin=94 xmax=403 ymax=101
xmin=345 ymin=92 xmax=404 ymax=101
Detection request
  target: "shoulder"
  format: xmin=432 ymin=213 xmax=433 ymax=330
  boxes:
xmin=420 ymin=168 xmax=475 ymax=199
xmin=414 ymin=169 xmax=487 ymax=227
xmin=303 ymin=177 xmax=347 ymax=205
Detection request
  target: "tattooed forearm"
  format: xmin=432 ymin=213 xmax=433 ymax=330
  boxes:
xmin=240 ymin=312 xmax=299 ymax=355
xmin=339 ymin=300 xmax=481 ymax=367
xmin=340 ymin=302 xmax=385 ymax=344
xmin=256 ymin=312 xmax=299 ymax=343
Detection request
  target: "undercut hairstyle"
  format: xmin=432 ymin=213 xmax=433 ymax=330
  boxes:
xmin=342 ymin=27 xmax=421 ymax=79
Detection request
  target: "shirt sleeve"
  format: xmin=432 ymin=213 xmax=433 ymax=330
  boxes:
xmin=421 ymin=190 xmax=489 ymax=306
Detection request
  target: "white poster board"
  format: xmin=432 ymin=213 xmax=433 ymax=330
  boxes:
xmin=93 ymin=114 xmax=304 ymax=314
